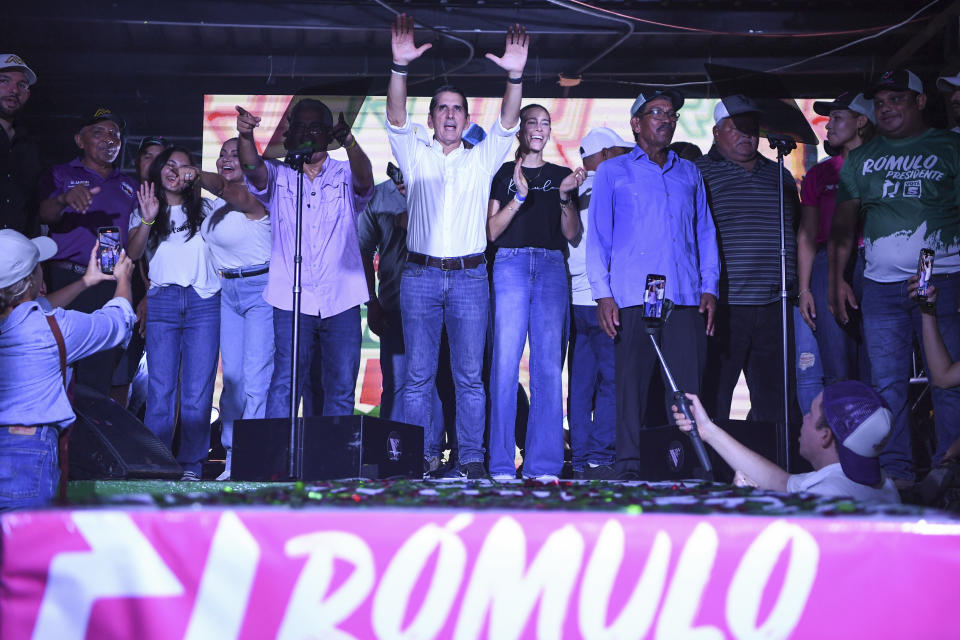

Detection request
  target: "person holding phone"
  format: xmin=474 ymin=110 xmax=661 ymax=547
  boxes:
xmin=830 ymin=70 xmax=960 ymax=485
xmin=0 ymin=230 xmax=135 ymax=508
xmin=127 ymin=146 xmax=221 ymax=481
xmin=587 ymin=90 xmax=719 ymax=481
xmin=486 ymin=103 xmax=583 ymax=481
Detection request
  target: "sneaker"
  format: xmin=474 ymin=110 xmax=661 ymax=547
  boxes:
xmin=527 ymin=474 xmax=559 ymax=483
xmin=216 ymin=468 xmax=231 ymax=482
xmin=584 ymin=464 xmax=616 ymax=480
xmin=461 ymin=462 xmax=486 ymax=479
xmin=617 ymin=469 xmax=642 ymax=481
xmin=491 ymin=472 xmax=516 ymax=481
xmin=180 ymin=470 xmax=201 ymax=482
xmin=423 ymin=456 xmax=441 ymax=478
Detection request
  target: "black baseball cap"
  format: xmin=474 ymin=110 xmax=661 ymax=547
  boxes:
xmin=864 ymin=70 xmax=924 ymax=98
xmin=630 ymin=90 xmax=685 ymax=117
xmin=83 ymin=107 xmax=126 ymax=131
xmin=137 ymin=136 xmax=168 ymax=155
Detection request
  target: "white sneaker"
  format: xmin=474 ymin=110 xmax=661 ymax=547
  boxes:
xmin=216 ymin=468 xmax=231 ymax=481
xmin=491 ymin=473 xmax=516 ymax=481
xmin=530 ymin=474 xmax=559 ymax=483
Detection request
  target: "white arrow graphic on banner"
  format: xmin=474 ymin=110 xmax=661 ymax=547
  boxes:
xmin=32 ymin=511 xmax=184 ymax=640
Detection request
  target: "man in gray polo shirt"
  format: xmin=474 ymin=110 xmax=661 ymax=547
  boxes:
xmin=696 ymin=95 xmax=799 ymax=423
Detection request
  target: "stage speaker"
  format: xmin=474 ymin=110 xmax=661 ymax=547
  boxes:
xmin=69 ymin=385 xmax=182 ymax=480
xmin=635 ymin=420 xmax=809 ymax=482
xmin=232 ymin=415 xmax=424 ymax=481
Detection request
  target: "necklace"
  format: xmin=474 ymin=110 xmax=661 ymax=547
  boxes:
xmin=520 ymin=161 xmax=546 ymax=185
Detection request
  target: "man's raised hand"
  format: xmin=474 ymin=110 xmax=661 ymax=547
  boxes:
xmin=392 ymin=14 xmax=432 ymax=65
xmin=485 ymin=24 xmax=529 ymax=77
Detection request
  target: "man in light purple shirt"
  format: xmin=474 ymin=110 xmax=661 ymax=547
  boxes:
xmin=35 ymin=107 xmax=138 ymax=397
xmin=237 ymin=98 xmax=373 ymax=417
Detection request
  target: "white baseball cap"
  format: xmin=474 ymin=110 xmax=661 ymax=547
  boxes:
xmin=937 ymin=72 xmax=960 ymax=93
xmin=714 ymin=94 xmax=762 ymax=124
xmin=580 ymin=127 xmax=634 ymax=158
xmin=0 ymin=230 xmax=57 ymax=288
xmin=0 ymin=53 xmax=37 ymax=86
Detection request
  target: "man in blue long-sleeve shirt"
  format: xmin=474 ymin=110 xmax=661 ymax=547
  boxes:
xmin=586 ymin=90 xmax=720 ymax=480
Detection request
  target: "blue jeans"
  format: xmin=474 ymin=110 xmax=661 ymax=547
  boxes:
xmin=267 ymin=306 xmax=361 ymax=418
xmin=144 ymin=285 xmax=221 ymax=475
xmin=0 ymin=426 xmax=59 ymax=510
xmin=862 ymin=274 xmax=960 ymax=480
xmin=378 ymin=308 xmax=446 ymax=430
xmin=218 ymin=271 xmax=274 ymax=464
xmin=401 ymin=259 xmax=489 ymax=464
xmin=793 ymin=305 xmax=823 ymax=415
xmin=489 ymin=248 xmax=568 ymax=477
xmin=811 ymin=247 xmax=870 ymax=385
xmin=568 ymin=304 xmax=616 ymax=471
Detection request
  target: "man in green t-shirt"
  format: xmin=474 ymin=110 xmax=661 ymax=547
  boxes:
xmin=830 ymin=69 xmax=960 ymax=486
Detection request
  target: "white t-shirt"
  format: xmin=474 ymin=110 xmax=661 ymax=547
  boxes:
xmin=568 ymin=172 xmax=595 ymax=307
xmin=130 ymin=199 xmax=220 ymax=298
xmin=200 ymin=198 xmax=271 ymax=270
xmin=786 ymin=463 xmax=901 ymax=504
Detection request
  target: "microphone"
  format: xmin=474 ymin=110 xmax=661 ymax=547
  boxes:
xmin=284 ymin=141 xmax=321 ymax=167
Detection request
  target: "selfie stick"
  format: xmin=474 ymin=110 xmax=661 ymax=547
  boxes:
xmin=645 ymin=302 xmax=714 ymax=481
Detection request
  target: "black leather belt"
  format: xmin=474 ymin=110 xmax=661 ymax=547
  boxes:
xmin=220 ymin=265 xmax=270 ymax=279
xmin=407 ymin=252 xmax=486 ymax=271
xmin=50 ymin=260 xmax=86 ymax=275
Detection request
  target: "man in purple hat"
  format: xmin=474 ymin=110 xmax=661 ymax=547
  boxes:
xmin=0 ymin=53 xmax=42 ymax=237
xmin=35 ymin=108 xmax=138 ymax=395
xmin=673 ymin=381 xmax=901 ymax=504
xmin=830 ymin=69 xmax=960 ymax=487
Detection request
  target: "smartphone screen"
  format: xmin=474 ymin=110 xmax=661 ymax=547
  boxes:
xmin=644 ymin=274 xmax=666 ymax=319
xmin=97 ymin=226 xmax=121 ymax=275
xmin=917 ymin=249 xmax=934 ymax=299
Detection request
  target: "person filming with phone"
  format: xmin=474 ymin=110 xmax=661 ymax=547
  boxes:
xmin=0 ymin=230 xmax=135 ymax=509
xmin=830 ymin=70 xmax=960 ymax=487
xmin=586 ymin=90 xmax=719 ymax=481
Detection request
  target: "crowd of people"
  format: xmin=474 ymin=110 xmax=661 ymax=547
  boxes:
xmin=3 ymin=21 xmax=960 ymax=508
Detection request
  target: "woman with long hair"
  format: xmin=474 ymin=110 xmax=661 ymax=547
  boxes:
xmin=194 ymin=138 xmax=273 ymax=480
xmin=796 ymin=93 xmax=876 ymax=410
xmin=486 ymin=103 xmax=584 ymax=480
xmin=127 ymin=146 xmax=220 ymax=481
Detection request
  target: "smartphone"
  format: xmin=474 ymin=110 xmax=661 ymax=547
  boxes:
xmin=386 ymin=162 xmax=403 ymax=186
xmin=97 ymin=226 xmax=121 ymax=275
xmin=917 ymin=248 xmax=935 ymax=299
xmin=644 ymin=274 xmax=666 ymax=319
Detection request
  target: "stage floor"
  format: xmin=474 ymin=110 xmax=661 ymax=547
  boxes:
xmin=2 ymin=478 xmax=958 ymax=639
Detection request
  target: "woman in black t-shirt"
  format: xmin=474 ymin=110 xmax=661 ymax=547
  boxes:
xmin=486 ymin=103 xmax=584 ymax=480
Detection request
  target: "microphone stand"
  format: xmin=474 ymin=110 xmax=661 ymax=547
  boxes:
xmin=284 ymin=147 xmax=312 ymax=479
xmin=768 ymin=134 xmax=796 ymax=472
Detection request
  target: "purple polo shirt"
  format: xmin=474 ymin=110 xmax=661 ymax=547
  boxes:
xmin=248 ymin=157 xmax=373 ymax=317
xmin=39 ymin=158 xmax=138 ymax=265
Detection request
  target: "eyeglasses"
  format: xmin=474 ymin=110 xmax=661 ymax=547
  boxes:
xmin=642 ymin=107 xmax=680 ymax=122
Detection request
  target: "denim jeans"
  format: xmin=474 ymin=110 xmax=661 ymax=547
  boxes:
xmin=488 ymin=248 xmax=568 ymax=477
xmin=862 ymin=274 xmax=960 ymax=480
xmin=144 ymin=285 xmax=221 ymax=475
xmin=218 ymin=271 xmax=274 ymax=465
xmin=267 ymin=306 xmax=361 ymax=418
xmin=568 ymin=304 xmax=616 ymax=471
xmin=794 ymin=305 xmax=823 ymax=415
xmin=0 ymin=426 xmax=59 ymax=510
xmin=378 ymin=308 xmax=446 ymax=431
xmin=811 ymin=247 xmax=870 ymax=385
xmin=401 ymin=260 xmax=489 ymax=464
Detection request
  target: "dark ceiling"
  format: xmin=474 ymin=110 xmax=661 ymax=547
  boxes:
xmin=5 ymin=0 xmax=959 ymax=167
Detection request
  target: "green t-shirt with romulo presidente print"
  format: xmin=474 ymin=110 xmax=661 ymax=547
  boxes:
xmin=837 ymin=128 xmax=960 ymax=282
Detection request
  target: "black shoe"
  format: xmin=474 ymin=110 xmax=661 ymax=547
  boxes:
xmin=584 ymin=464 xmax=616 ymax=480
xmin=617 ymin=469 xmax=642 ymax=481
xmin=423 ymin=456 xmax=441 ymax=478
xmin=461 ymin=462 xmax=486 ymax=479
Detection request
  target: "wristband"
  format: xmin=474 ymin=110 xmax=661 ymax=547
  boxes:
xmin=507 ymin=76 xmax=523 ymax=85
xmin=514 ymin=193 xmax=526 ymax=203
xmin=344 ymin=138 xmax=357 ymax=150
xmin=391 ymin=63 xmax=409 ymax=75
xmin=799 ymin=289 xmax=811 ymax=296
xmin=142 ymin=218 xmax=156 ymax=226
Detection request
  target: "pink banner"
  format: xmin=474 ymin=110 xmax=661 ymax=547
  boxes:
xmin=2 ymin=508 xmax=958 ymax=639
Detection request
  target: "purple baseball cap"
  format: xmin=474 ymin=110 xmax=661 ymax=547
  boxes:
xmin=821 ymin=380 xmax=893 ymax=486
